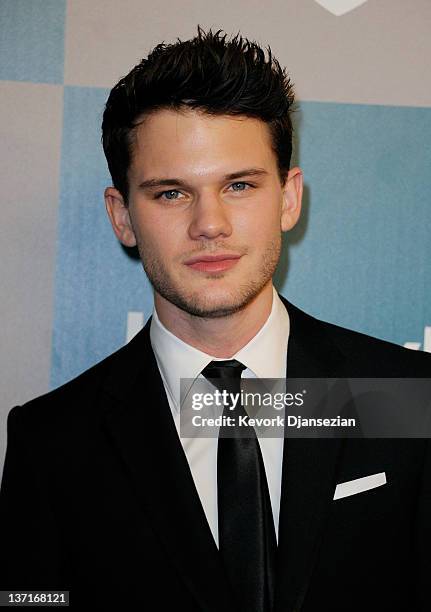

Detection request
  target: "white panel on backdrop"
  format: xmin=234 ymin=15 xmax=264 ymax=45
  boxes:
xmin=314 ymin=0 xmax=367 ymax=17
xmin=64 ymin=0 xmax=431 ymax=107
xmin=405 ymin=327 xmax=431 ymax=353
xmin=126 ymin=311 xmax=145 ymax=344
xmin=0 ymin=81 xmax=63 ymax=407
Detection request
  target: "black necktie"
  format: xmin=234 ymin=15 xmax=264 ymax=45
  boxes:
xmin=201 ymin=359 xmax=277 ymax=612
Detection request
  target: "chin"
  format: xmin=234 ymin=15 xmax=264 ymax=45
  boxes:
xmin=176 ymin=287 xmax=259 ymax=319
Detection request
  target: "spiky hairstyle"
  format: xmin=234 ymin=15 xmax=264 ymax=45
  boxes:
xmin=102 ymin=25 xmax=295 ymax=205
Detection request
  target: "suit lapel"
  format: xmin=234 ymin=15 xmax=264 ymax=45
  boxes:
xmin=100 ymin=317 xmax=236 ymax=612
xmin=99 ymin=294 xmax=347 ymax=612
xmin=275 ymin=295 xmax=346 ymax=612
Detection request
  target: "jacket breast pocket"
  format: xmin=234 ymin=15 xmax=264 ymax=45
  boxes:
xmin=330 ymin=475 xmax=400 ymax=523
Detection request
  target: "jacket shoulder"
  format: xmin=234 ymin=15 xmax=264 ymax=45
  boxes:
xmin=280 ymin=295 xmax=431 ymax=376
xmin=8 ymin=324 xmax=151 ymax=429
xmin=320 ymin=316 xmax=431 ymax=374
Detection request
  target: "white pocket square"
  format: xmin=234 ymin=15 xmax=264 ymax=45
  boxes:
xmin=333 ymin=472 xmax=387 ymax=500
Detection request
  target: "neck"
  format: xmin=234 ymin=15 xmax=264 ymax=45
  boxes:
xmin=154 ymin=282 xmax=274 ymax=358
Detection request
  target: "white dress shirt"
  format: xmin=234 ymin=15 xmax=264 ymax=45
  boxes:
xmin=149 ymin=284 xmax=290 ymax=547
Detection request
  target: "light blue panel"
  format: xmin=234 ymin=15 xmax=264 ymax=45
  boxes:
xmin=277 ymin=102 xmax=431 ymax=349
xmin=52 ymin=95 xmax=431 ymax=389
xmin=0 ymin=0 xmax=66 ymax=83
xmin=51 ymin=86 xmax=154 ymax=389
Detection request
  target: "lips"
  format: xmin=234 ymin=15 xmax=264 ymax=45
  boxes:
xmin=184 ymin=253 xmax=242 ymax=273
xmin=185 ymin=253 xmax=241 ymax=264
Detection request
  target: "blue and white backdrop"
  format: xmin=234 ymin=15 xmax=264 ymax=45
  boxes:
xmin=1 ymin=0 xmax=430 ymax=474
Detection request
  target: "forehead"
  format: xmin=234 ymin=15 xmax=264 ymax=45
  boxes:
xmin=129 ymin=108 xmax=277 ymax=178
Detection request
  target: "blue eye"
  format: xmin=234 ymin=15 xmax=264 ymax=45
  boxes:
xmin=231 ymin=182 xmax=250 ymax=191
xmin=156 ymin=190 xmax=181 ymax=200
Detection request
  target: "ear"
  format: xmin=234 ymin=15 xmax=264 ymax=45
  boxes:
xmin=281 ymin=167 xmax=303 ymax=232
xmin=104 ymin=187 xmax=137 ymax=247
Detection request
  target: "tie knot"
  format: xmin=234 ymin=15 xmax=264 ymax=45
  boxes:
xmin=201 ymin=359 xmax=247 ymax=381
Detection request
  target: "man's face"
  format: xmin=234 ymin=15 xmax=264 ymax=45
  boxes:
xmin=106 ymin=108 xmax=302 ymax=318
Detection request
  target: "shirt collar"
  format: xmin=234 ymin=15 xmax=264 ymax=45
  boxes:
xmin=150 ymin=284 xmax=290 ymax=413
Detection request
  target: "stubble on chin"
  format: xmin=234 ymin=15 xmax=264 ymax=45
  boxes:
xmin=137 ymin=236 xmax=282 ymax=319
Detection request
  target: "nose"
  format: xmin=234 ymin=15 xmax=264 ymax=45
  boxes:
xmin=188 ymin=192 xmax=233 ymax=241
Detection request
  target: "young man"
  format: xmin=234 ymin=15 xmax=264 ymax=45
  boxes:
xmin=1 ymin=27 xmax=430 ymax=611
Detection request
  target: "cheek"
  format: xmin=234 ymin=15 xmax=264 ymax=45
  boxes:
xmin=133 ymin=213 xmax=171 ymax=250
xmin=236 ymin=208 xmax=281 ymax=241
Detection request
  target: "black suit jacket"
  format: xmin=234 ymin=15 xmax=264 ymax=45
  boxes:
xmin=1 ymin=295 xmax=431 ymax=611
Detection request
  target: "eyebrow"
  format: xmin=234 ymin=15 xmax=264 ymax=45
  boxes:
xmin=137 ymin=167 xmax=269 ymax=190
